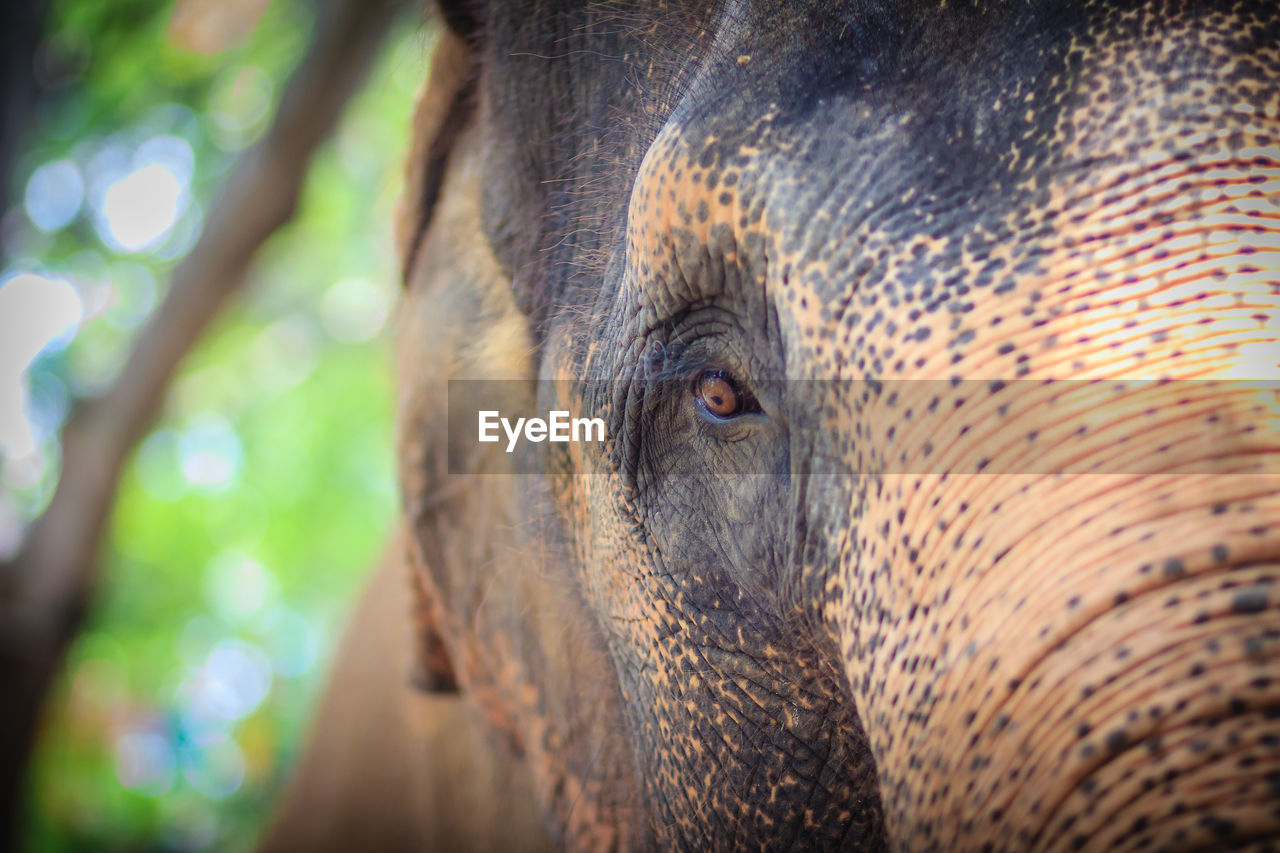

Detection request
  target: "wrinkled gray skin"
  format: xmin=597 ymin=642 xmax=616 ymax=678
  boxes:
xmin=272 ymin=0 xmax=1280 ymax=850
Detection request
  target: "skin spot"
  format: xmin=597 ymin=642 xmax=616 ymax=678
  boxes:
xmin=1106 ymin=729 xmax=1129 ymax=753
xmin=1231 ymin=587 xmax=1270 ymax=615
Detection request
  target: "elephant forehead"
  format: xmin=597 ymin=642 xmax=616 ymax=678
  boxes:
xmin=624 ymin=114 xmax=776 ymax=320
xmin=620 ymin=2 xmax=1278 ymax=384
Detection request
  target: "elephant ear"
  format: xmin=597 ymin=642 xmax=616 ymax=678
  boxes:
xmin=407 ymin=558 xmax=458 ymax=693
xmin=394 ymin=12 xmax=476 ymax=693
xmin=395 ymin=6 xmax=478 ymax=285
xmin=395 ymin=2 xmax=539 ymax=699
xmin=434 ymin=0 xmax=484 ymax=42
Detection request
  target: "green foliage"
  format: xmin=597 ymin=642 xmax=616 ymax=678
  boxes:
xmin=6 ymin=2 xmax=432 ymax=849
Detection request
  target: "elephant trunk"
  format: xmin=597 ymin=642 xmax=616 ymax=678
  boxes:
xmin=803 ymin=72 xmax=1280 ymax=847
xmin=798 ymin=361 xmax=1280 ymax=845
xmin=821 ymin=421 xmax=1280 ymax=850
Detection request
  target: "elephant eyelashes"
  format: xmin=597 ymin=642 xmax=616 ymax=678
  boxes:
xmin=694 ymin=369 xmax=757 ymax=420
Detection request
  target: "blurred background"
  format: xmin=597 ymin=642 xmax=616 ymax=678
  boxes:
xmin=1 ymin=0 xmax=431 ymax=848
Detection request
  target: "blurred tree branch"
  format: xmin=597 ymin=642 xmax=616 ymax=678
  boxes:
xmin=0 ymin=0 xmax=406 ymax=843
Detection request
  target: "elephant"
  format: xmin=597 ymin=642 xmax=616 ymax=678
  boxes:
xmin=263 ymin=0 xmax=1280 ymax=849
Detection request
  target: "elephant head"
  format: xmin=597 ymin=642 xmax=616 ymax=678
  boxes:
xmin=393 ymin=0 xmax=1280 ymax=848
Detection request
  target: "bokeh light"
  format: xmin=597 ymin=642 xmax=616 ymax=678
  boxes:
xmin=0 ymin=270 xmax=83 ymax=467
xmin=177 ymin=414 xmax=243 ymax=492
xmin=319 ymin=276 xmax=393 ymax=343
xmin=96 ymin=157 xmax=189 ymax=253
xmin=24 ymin=160 xmax=85 ymax=232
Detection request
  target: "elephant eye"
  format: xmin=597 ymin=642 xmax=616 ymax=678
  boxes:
xmin=694 ymin=369 xmax=756 ymax=419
